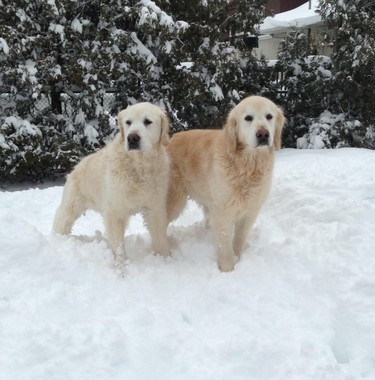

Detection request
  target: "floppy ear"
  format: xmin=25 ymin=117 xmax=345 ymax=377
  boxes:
xmin=160 ymin=112 xmax=170 ymax=146
xmin=274 ymin=107 xmax=285 ymax=150
xmin=224 ymin=111 xmax=237 ymax=153
xmin=117 ymin=109 xmax=126 ymax=141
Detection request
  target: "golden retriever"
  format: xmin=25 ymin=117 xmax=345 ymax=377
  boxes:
xmin=167 ymin=96 xmax=285 ymax=272
xmin=53 ymin=102 xmax=171 ymax=261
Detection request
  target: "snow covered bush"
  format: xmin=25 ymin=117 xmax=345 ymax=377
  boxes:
xmin=296 ymin=111 xmax=366 ymax=149
xmin=318 ymin=0 xmax=375 ymax=149
xmin=0 ymin=0 xmax=269 ymax=181
xmin=156 ymin=0 xmax=268 ymax=131
xmin=0 ymin=0 xmax=187 ymax=181
xmin=0 ymin=115 xmax=84 ymax=182
xmin=274 ymin=0 xmax=375 ymax=150
xmin=276 ymin=29 xmax=333 ymax=147
xmin=1 ymin=0 xmax=375 ymax=180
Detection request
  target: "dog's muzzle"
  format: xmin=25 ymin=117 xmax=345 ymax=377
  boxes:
xmin=256 ymin=128 xmax=270 ymax=147
xmin=127 ymin=133 xmax=141 ymax=150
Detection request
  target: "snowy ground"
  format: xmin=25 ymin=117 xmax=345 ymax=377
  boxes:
xmin=0 ymin=148 xmax=374 ymax=380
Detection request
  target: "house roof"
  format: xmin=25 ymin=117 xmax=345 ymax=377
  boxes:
xmin=260 ymin=0 xmax=322 ymax=34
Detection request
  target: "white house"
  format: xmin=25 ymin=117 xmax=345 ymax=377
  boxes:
xmin=254 ymin=0 xmax=333 ymax=60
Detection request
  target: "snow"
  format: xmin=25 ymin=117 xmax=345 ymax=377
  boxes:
xmin=210 ymin=84 xmax=224 ymax=101
xmin=140 ymin=0 xmax=173 ymax=26
xmin=176 ymin=62 xmax=194 ymax=70
xmin=50 ymin=64 xmax=62 ymax=78
xmin=296 ymin=111 xmax=365 ymax=149
xmin=74 ymin=110 xmax=86 ymax=125
xmin=47 ymin=0 xmax=59 ymax=15
xmin=260 ymin=0 xmax=322 ymax=34
xmin=3 ymin=116 xmax=42 ymax=137
xmin=0 ymin=133 xmax=9 ymax=149
xmin=137 ymin=1 xmax=188 ymax=31
xmin=130 ymin=32 xmax=157 ymax=65
xmin=71 ymin=18 xmax=83 ymax=34
xmin=164 ymin=40 xmax=173 ymax=54
xmin=49 ymin=23 xmax=65 ymax=44
xmin=18 ymin=59 xmax=38 ymax=85
xmin=232 ymin=89 xmax=240 ymax=100
xmin=15 ymin=8 xmax=29 ymax=23
xmin=84 ymin=124 xmax=99 ymax=145
xmin=176 ymin=21 xmax=189 ymax=30
xmin=1 ymin=148 xmax=375 ymax=379
xmin=77 ymin=59 xmax=92 ymax=71
xmin=0 ymin=37 xmax=9 ymax=55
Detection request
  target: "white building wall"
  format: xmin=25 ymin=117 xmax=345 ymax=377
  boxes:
xmin=254 ymin=34 xmax=286 ymax=60
xmin=254 ymin=26 xmax=333 ymax=60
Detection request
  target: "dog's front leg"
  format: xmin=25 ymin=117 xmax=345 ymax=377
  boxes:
xmin=143 ymin=208 xmax=170 ymax=257
xmin=233 ymin=206 xmax=263 ymax=257
xmin=233 ymin=214 xmax=256 ymax=258
xmin=203 ymin=205 xmax=210 ymax=228
xmin=104 ymin=212 xmax=128 ymax=262
xmin=210 ymin=208 xmax=236 ymax=272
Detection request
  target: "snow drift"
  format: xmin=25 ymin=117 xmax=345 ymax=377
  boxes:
xmin=0 ymin=148 xmax=374 ymax=379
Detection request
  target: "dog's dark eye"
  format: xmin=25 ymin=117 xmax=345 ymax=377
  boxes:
xmin=125 ymin=120 xmax=132 ymax=126
xmin=144 ymin=118 xmax=152 ymax=126
xmin=266 ymin=114 xmax=273 ymax=120
xmin=245 ymin=115 xmax=253 ymax=122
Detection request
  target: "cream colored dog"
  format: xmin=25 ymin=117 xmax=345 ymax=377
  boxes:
xmin=53 ymin=102 xmax=171 ymax=261
xmin=167 ymin=96 xmax=285 ymax=272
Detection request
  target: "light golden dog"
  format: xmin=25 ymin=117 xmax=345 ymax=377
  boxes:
xmin=53 ymin=102 xmax=171 ymax=261
xmin=167 ymin=96 xmax=285 ymax=272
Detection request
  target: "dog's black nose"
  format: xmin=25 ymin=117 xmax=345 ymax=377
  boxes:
xmin=127 ymin=133 xmax=141 ymax=150
xmin=256 ymin=128 xmax=270 ymax=146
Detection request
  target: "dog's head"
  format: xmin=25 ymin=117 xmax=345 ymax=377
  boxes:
xmin=117 ymin=102 xmax=170 ymax=152
xmin=225 ymin=96 xmax=285 ymax=152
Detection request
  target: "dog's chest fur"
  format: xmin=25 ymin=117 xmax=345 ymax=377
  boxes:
xmin=219 ymin=148 xmax=275 ymax=207
xmin=108 ymin=145 xmax=169 ymax=210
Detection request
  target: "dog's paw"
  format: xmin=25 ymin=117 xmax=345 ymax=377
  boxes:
xmin=114 ymin=256 xmax=128 ymax=277
xmin=114 ymin=247 xmax=128 ymax=277
xmin=218 ymin=255 xmax=236 ymax=272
